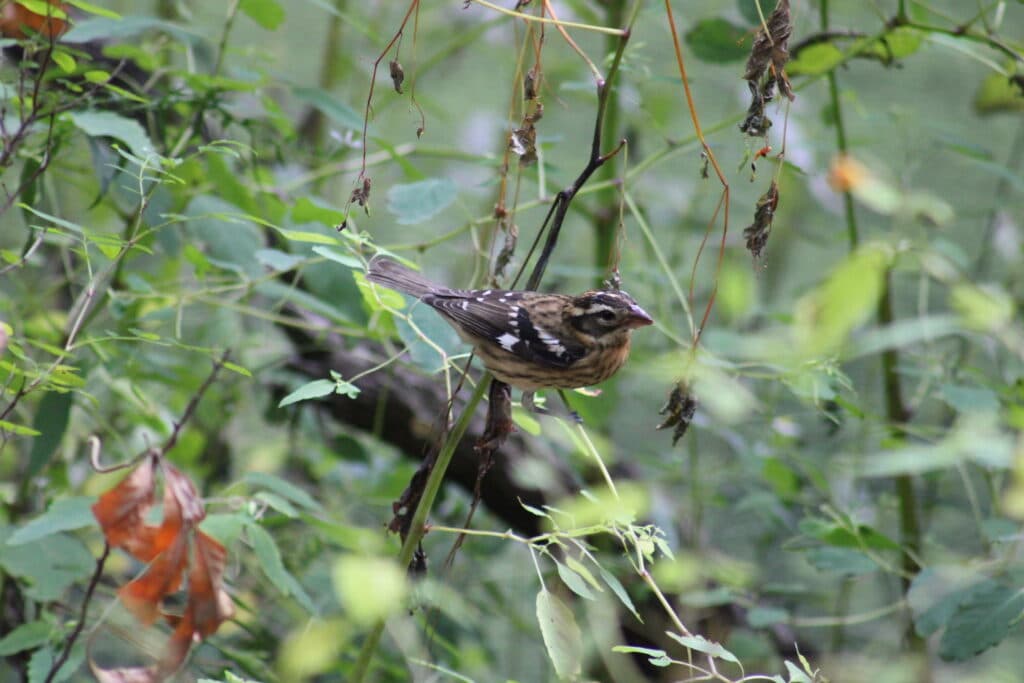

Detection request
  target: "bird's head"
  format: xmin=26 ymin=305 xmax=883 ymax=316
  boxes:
xmin=566 ymin=290 xmax=653 ymax=346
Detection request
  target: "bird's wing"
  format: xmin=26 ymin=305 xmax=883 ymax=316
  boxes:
xmin=425 ymin=291 xmax=587 ymax=368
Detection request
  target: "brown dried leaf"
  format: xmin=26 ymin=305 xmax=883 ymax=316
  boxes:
xmin=162 ymin=462 xmax=205 ymax=526
xmin=0 ymin=0 xmax=68 ymax=40
xmin=92 ymin=455 xmax=159 ymax=561
xmin=188 ymin=531 xmax=234 ymax=638
xmin=89 ymin=663 xmax=161 ymax=683
xmin=118 ymin=532 xmax=189 ymax=625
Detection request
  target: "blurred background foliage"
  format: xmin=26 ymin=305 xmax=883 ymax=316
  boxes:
xmin=1 ymin=0 xmax=1023 ymax=681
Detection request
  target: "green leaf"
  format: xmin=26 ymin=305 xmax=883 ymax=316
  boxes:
xmin=788 ymin=42 xmax=845 ymax=76
xmin=255 ymin=248 xmax=305 ymax=272
xmin=805 ymin=547 xmax=878 ymax=575
xmin=254 ymin=491 xmax=299 ymax=518
xmin=65 ymin=0 xmax=121 ymax=19
xmin=293 ymin=196 xmax=347 ymax=226
xmin=333 ymin=555 xmax=407 ymax=625
xmin=555 ymin=561 xmax=596 ymax=600
xmin=684 ymin=18 xmax=749 ymax=63
xmin=748 ymin=606 xmax=789 ymax=628
xmin=974 ymin=72 xmax=1024 ymax=114
xmin=665 ymin=631 xmax=740 ymax=664
xmin=818 ymin=522 xmax=901 ymax=551
xmin=794 ymin=243 xmax=893 ymax=354
xmin=0 ymin=420 xmax=41 ymax=436
xmin=245 ymin=471 xmax=322 ymax=511
xmin=680 ymin=586 xmax=732 ymax=607
xmin=13 ymin=0 xmax=67 ymax=19
xmin=736 ymin=0 xmax=762 ymax=25
xmin=186 ymin=195 xmax=264 ymax=276
xmin=276 ymin=229 xmax=339 ymax=246
xmin=0 ymin=620 xmax=50 ymax=656
xmin=951 ymin=283 xmax=1015 ymax=332
xmin=940 ymin=384 xmax=1000 ymax=414
xmin=7 ymin=497 xmax=96 ymax=545
xmin=0 ymin=529 xmax=95 ymax=602
xmin=50 ymin=49 xmax=76 ymax=74
xmin=312 ymin=246 xmax=360 ymax=268
xmin=785 ymin=660 xmax=814 ymax=683
xmin=599 ymin=566 xmax=640 ymax=620
xmin=240 ymin=0 xmax=285 ymax=29
xmin=200 ymin=512 xmax=249 ymax=545
xmin=292 ymin=86 xmax=364 ymax=130
xmin=386 ymin=178 xmax=458 ymax=225
xmin=27 ymin=391 xmax=73 ymax=479
xmin=394 ymin=298 xmax=465 ymax=372
xmin=939 ymin=582 xmax=1024 ymax=661
xmin=908 ymin=567 xmax=981 ymax=637
xmin=536 ymin=589 xmax=583 ymax=680
xmin=278 ymin=379 xmax=335 ymax=407
xmin=612 ymin=645 xmax=673 ymax=667
xmin=67 ymin=110 xmax=156 ymax=157
xmin=878 ymin=26 xmax=923 ymax=59
xmin=246 ymin=522 xmax=315 ymax=612
xmin=256 ymin=280 xmax=353 ymax=323
xmin=565 ymin=557 xmax=603 ymax=594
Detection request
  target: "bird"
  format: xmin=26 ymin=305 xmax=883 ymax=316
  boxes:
xmin=365 ymin=257 xmax=653 ymax=414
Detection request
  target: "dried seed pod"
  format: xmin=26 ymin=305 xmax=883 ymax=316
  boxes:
xmin=510 ymin=124 xmax=537 ymax=164
xmin=524 ymin=65 xmax=540 ymax=100
xmin=658 ymin=381 xmax=698 ymax=445
xmin=351 ymin=176 xmax=372 ymax=213
xmin=743 ymin=180 xmax=779 ymax=260
xmin=743 ymin=0 xmax=793 ymax=90
xmin=389 ymin=59 xmax=405 ymax=94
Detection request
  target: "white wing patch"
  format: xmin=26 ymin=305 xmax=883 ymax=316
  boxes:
xmin=497 ymin=333 xmax=519 ymax=352
xmin=536 ymin=327 xmax=566 ymax=357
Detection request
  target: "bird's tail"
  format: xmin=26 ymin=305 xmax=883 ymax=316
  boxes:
xmin=365 ymin=257 xmax=438 ymax=299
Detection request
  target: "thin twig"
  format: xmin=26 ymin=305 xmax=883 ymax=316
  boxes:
xmin=514 ymin=2 xmax=640 ymax=291
xmin=44 ymin=543 xmax=111 ymax=683
xmin=161 ymin=350 xmax=231 ymax=456
xmin=467 ymin=0 xmax=626 ymax=36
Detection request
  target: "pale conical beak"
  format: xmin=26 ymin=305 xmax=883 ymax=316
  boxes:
xmin=626 ymin=304 xmax=654 ymax=328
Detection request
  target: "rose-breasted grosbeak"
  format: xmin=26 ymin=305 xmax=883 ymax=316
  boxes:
xmin=366 ymin=258 xmax=653 ymax=409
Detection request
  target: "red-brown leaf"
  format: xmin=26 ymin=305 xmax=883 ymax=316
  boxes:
xmin=162 ymin=462 xmax=205 ymax=527
xmin=188 ymin=531 xmax=234 ymax=637
xmin=118 ymin=532 xmax=189 ymax=625
xmin=92 ymin=455 xmax=159 ymax=559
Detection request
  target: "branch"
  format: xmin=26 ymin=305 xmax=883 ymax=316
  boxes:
xmin=44 ymin=544 xmax=110 ymax=683
xmin=514 ymin=1 xmax=640 ymax=291
xmin=161 ymin=350 xmax=231 ymax=456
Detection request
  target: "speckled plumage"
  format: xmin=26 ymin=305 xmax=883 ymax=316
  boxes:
xmin=366 ymin=257 xmax=652 ymax=392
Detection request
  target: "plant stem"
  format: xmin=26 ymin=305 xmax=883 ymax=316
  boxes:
xmin=821 ymin=0 xmax=925 ymax=665
xmin=350 ymin=377 xmax=489 ymax=682
xmin=821 ymin=0 xmax=858 ymax=249
xmin=593 ymin=0 xmax=625 ymax=283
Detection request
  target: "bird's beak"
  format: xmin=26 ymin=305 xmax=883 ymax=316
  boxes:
xmin=625 ymin=304 xmax=654 ymax=328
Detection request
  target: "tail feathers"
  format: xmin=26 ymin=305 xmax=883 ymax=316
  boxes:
xmin=366 ymin=257 xmax=437 ymax=299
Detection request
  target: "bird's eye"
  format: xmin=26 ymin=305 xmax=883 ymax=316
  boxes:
xmin=597 ymin=310 xmax=616 ymax=322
